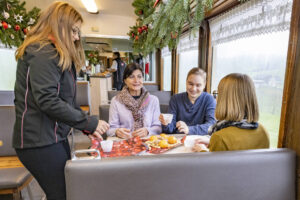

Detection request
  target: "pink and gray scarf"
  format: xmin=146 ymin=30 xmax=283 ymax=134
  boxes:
xmin=117 ymin=85 xmax=150 ymax=130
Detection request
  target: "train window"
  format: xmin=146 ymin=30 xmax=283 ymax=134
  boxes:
xmin=0 ymin=47 xmax=17 ymax=90
xmin=211 ymin=31 xmax=289 ymax=148
xmin=178 ymin=33 xmax=199 ymax=93
xmin=161 ymin=47 xmax=172 ymax=91
xmin=209 ymin=0 xmax=292 ymax=148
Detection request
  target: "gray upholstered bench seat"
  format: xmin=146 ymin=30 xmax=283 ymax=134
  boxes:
xmin=0 ymin=168 xmax=32 ymax=189
xmin=65 ymin=148 xmax=295 ymax=200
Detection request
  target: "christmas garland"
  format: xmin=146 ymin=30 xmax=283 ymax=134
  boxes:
xmin=85 ymin=50 xmax=101 ymax=65
xmin=0 ymin=0 xmax=40 ymax=48
xmin=128 ymin=0 xmax=155 ymax=54
xmin=128 ymin=0 xmax=248 ymax=56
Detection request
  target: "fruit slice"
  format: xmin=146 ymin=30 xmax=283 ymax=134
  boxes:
xmin=159 ymin=140 xmax=169 ymax=148
xmin=168 ymin=136 xmax=177 ymax=144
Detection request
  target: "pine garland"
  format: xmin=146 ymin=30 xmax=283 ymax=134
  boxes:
xmin=85 ymin=50 xmax=101 ymax=65
xmin=129 ymin=0 xmax=248 ymax=56
xmin=128 ymin=0 xmax=155 ymax=54
xmin=0 ymin=0 xmax=40 ymax=48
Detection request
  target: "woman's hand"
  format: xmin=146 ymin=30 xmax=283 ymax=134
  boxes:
xmin=176 ymin=121 xmax=189 ymax=134
xmin=132 ymin=128 xmax=149 ymax=138
xmin=116 ymin=128 xmax=131 ymax=139
xmin=159 ymin=114 xmax=169 ymax=126
xmin=192 ymin=136 xmax=210 ymax=152
xmin=96 ymin=120 xmax=110 ymax=134
xmin=194 ymin=136 xmax=210 ymax=145
xmin=192 ymin=143 xmax=209 ymax=152
xmin=89 ymin=120 xmax=110 ymax=141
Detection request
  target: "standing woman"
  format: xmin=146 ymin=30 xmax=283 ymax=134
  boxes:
xmin=159 ymin=68 xmax=216 ymax=135
xmin=108 ymin=63 xmax=161 ymax=138
xmin=193 ymin=73 xmax=270 ymax=152
xmin=13 ymin=2 xmax=109 ymax=200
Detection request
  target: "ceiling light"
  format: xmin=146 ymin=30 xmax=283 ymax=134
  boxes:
xmin=81 ymin=0 xmax=99 ymax=14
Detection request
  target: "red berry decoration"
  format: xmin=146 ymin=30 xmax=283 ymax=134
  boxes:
xmin=138 ymin=27 xmax=143 ymax=34
xmin=131 ymin=33 xmax=135 ymax=38
xmin=138 ymin=10 xmax=143 ymax=15
xmin=143 ymin=26 xmax=148 ymax=32
xmin=14 ymin=25 xmax=20 ymax=31
xmin=23 ymin=28 xmax=28 ymax=34
xmin=2 ymin=21 xmax=8 ymax=29
xmin=135 ymin=36 xmax=139 ymax=41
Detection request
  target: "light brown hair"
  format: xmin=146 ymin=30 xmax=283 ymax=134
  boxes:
xmin=215 ymin=73 xmax=259 ymax=123
xmin=186 ymin=67 xmax=206 ymax=81
xmin=15 ymin=1 xmax=85 ymax=71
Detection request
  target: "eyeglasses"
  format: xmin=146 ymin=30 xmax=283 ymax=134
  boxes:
xmin=212 ymin=90 xmax=218 ymax=99
xmin=72 ymin=26 xmax=81 ymax=37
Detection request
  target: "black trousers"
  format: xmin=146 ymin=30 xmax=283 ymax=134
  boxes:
xmin=15 ymin=139 xmax=71 ymax=200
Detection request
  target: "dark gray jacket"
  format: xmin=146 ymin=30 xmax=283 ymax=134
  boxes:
xmin=13 ymin=43 xmax=98 ymax=149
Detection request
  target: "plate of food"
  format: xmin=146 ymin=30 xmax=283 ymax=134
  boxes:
xmin=143 ymin=133 xmax=186 ymax=154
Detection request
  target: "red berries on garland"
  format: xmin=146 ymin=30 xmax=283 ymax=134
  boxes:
xmin=2 ymin=21 xmax=8 ymax=29
xmin=23 ymin=28 xmax=28 ymax=34
xmin=138 ymin=27 xmax=143 ymax=34
xmin=135 ymin=36 xmax=139 ymax=41
xmin=14 ymin=25 xmax=20 ymax=31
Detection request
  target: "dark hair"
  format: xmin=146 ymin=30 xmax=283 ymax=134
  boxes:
xmin=113 ymin=52 xmax=120 ymax=59
xmin=123 ymin=63 xmax=144 ymax=81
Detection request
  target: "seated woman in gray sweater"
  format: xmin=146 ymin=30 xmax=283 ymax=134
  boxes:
xmin=159 ymin=68 xmax=216 ymax=135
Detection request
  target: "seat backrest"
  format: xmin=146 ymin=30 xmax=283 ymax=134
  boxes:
xmin=76 ymin=81 xmax=90 ymax=106
xmin=99 ymin=104 xmax=110 ymax=122
xmin=144 ymin=84 xmax=159 ymax=91
xmin=160 ymin=104 xmax=169 ymax=113
xmin=107 ymin=90 xmax=120 ymax=101
xmin=0 ymin=106 xmax=16 ymax=156
xmin=0 ymin=91 xmax=14 ymax=106
xmin=65 ymin=149 xmax=295 ymax=200
xmin=149 ymin=91 xmax=171 ymax=105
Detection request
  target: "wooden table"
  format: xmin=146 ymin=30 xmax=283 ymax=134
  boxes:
xmin=106 ymin=134 xmax=193 ymax=155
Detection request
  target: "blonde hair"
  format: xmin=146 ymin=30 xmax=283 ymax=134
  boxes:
xmin=15 ymin=1 xmax=85 ymax=71
xmin=186 ymin=67 xmax=206 ymax=81
xmin=215 ymin=73 xmax=259 ymax=123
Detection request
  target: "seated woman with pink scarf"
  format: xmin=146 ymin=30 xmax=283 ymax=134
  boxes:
xmin=107 ymin=63 xmax=161 ymax=139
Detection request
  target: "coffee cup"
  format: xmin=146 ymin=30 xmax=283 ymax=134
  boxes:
xmin=100 ymin=140 xmax=113 ymax=152
xmin=161 ymin=113 xmax=173 ymax=124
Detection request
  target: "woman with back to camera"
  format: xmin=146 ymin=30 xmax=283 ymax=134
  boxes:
xmin=159 ymin=67 xmax=216 ymax=135
xmin=13 ymin=2 xmax=109 ymax=200
xmin=193 ymin=73 xmax=270 ymax=152
xmin=108 ymin=63 xmax=161 ymax=138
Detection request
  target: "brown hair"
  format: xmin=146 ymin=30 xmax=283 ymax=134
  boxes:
xmin=186 ymin=67 xmax=206 ymax=81
xmin=215 ymin=73 xmax=259 ymax=123
xmin=15 ymin=1 xmax=85 ymax=71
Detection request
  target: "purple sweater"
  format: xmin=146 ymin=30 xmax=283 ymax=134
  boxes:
xmin=107 ymin=95 xmax=162 ymax=136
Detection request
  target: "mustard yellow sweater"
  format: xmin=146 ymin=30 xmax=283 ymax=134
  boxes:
xmin=209 ymin=124 xmax=270 ymax=152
